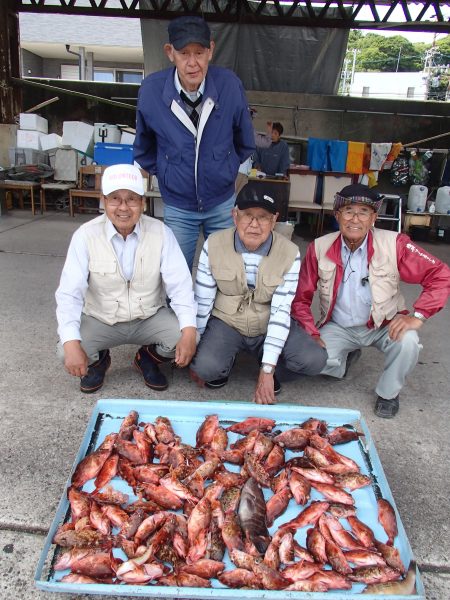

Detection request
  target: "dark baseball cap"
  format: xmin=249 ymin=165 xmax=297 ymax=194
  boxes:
xmin=334 ymin=183 xmax=384 ymax=212
xmin=168 ymin=16 xmax=211 ymax=50
xmin=235 ymin=187 xmax=277 ymax=214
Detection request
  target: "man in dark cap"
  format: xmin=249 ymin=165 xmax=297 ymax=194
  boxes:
xmin=190 ymin=187 xmax=327 ymax=405
xmin=134 ymin=16 xmax=255 ymax=271
xmin=292 ymin=183 xmax=450 ymax=418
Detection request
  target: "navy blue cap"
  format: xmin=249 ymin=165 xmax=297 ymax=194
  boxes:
xmin=168 ymin=16 xmax=211 ymax=50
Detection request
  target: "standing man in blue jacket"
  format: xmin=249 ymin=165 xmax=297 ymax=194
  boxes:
xmin=134 ymin=16 xmax=255 ymax=271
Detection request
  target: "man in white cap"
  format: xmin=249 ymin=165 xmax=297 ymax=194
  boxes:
xmin=55 ymin=164 xmax=197 ymax=393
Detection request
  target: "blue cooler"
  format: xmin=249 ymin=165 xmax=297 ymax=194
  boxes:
xmin=94 ymin=142 xmax=134 ymax=165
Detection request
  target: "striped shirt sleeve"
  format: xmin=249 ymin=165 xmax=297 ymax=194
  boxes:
xmin=262 ymin=250 xmax=301 ymax=365
xmin=194 ymin=239 xmax=217 ymax=334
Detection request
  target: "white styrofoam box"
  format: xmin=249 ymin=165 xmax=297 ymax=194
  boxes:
xmin=120 ymin=130 xmax=136 ymax=145
xmin=19 ymin=113 xmax=48 ymax=134
xmin=62 ymin=121 xmax=95 ymax=156
xmin=17 ymin=129 xmax=44 ymax=150
xmin=94 ymin=123 xmax=121 ymax=144
xmin=40 ymin=133 xmax=63 ymax=151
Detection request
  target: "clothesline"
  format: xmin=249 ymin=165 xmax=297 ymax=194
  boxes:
xmin=403 ymin=131 xmax=450 ymax=148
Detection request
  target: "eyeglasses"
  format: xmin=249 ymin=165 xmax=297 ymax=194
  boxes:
xmin=106 ymin=195 xmax=142 ymax=207
xmin=237 ymin=211 xmax=274 ymax=226
xmin=339 ymin=207 xmax=374 ymax=221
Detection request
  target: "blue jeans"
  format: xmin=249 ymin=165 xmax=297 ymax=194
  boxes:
xmin=164 ymin=195 xmax=235 ymax=271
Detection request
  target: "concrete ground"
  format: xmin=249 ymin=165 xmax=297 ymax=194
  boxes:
xmin=0 ymin=208 xmax=449 ymax=599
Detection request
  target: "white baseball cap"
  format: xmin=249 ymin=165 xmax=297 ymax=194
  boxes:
xmin=102 ymin=164 xmax=144 ymax=196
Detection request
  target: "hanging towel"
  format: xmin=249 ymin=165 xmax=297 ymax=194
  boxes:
xmin=329 ymin=141 xmax=348 ymax=172
xmin=370 ymin=143 xmax=392 ymax=171
xmin=346 ymin=141 xmax=365 ymax=174
xmin=384 ymin=142 xmax=403 ymax=169
xmin=307 ymin=138 xmax=329 ymax=171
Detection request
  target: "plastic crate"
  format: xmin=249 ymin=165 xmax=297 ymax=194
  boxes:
xmin=93 ymin=142 xmax=134 ymax=166
xmin=8 ymin=147 xmax=48 ymax=166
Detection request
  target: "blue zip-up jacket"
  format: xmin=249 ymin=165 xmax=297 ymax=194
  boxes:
xmin=134 ymin=65 xmax=255 ymax=212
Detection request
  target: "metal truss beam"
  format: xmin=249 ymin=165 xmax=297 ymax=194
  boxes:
xmin=14 ymin=1 xmax=450 ymax=32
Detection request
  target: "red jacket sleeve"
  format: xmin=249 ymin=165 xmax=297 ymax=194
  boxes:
xmin=291 ymin=242 xmax=321 ymax=337
xmin=397 ymin=234 xmax=450 ymax=319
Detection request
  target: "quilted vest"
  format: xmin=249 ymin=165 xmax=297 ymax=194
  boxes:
xmin=82 ymin=215 xmax=166 ymax=325
xmin=314 ymin=228 xmax=407 ymax=329
xmin=208 ymin=228 xmax=298 ymax=336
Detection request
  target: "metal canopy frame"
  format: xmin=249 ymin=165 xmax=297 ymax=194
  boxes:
xmin=15 ymin=1 xmax=450 ymax=33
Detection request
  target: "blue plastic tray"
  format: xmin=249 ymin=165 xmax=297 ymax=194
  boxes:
xmin=35 ymin=399 xmax=425 ymax=599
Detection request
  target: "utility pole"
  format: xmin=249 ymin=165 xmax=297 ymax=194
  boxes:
xmin=396 ymin=46 xmax=402 ymax=72
xmin=351 ymin=48 xmax=359 ymax=83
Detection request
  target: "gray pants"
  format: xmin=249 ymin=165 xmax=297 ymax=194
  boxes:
xmin=58 ymin=307 xmax=181 ymax=364
xmin=190 ymin=317 xmax=328 ymax=382
xmin=319 ymin=321 xmax=422 ymax=400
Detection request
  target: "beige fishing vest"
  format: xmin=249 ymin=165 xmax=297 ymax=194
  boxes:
xmin=208 ymin=228 xmax=298 ymax=336
xmin=82 ymin=215 xmax=166 ymax=325
xmin=314 ymin=228 xmax=407 ymax=329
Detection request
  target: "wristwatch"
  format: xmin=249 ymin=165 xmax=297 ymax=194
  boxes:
xmin=261 ymin=363 xmax=275 ymax=374
xmin=413 ymin=311 xmax=426 ymax=322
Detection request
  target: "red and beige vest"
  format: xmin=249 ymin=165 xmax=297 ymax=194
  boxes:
xmin=314 ymin=228 xmax=407 ymax=329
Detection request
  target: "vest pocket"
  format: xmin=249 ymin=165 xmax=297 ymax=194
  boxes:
xmin=88 ymin=260 xmax=119 ymax=289
xmin=214 ymin=268 xmax=239 ymax=296
xmin=89 ymin=260 xmax=117 ymax=275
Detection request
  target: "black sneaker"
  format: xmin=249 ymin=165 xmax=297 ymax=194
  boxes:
xmin=374 ymin=395 xmax=399 ymax=419
xmin=274 ymin=376 xmax=281 ymax=395
xmin=80 ymin=350 xmax=111 ymax=393
xmin=205 ymin=377 xmax=229 ymax=389
xmin=143 ymin=344 xmax=173 ymax=364
xmin=134 ymin=346 xmax=168 ymax=391
xmin=344 ymin=349 xmax=362 ymax=378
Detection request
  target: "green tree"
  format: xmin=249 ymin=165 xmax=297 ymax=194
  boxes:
xmin=436 ymin=35 xmax=450 ymax=63
xmin=346 ymin=31 xmax=424 ymax=72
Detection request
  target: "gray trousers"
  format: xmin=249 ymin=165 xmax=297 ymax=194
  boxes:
xmin=319 ymin=321 xmax=422 ymax=400
xmin=190 ymin=317 xmax=328 ymax=382
xmin=59 ymin=307 xmax=181 ymax=364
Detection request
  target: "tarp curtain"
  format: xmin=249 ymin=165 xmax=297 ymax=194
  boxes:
xmin=139 ymin=10 xmax=348 ymax=94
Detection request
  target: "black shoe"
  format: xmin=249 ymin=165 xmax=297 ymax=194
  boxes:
xmin=142 ymin=344 xmax=173 ymax=364
xmin=374 ymin=395 xmax=399 ymax=419
xmin=344 ymin=349 xmax=362 ymax=378
xmin=205 ymin=377 xmax=229 ymax=389
xmin=274 ymin=376 xmax=281 ymax=395
xmin=80 ymin=350 xmax=111 ymax=393
xmin=134 ymin=346 xmax=168 ymax=391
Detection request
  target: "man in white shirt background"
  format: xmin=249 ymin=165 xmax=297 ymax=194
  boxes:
xmin=55 ymin=164 xmax=197 ymax=393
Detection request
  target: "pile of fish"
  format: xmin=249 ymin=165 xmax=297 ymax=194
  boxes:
xmin=52 ymin=412 xmax=417 ymax=594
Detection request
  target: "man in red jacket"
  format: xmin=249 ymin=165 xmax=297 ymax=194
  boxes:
xmin=291 ymin=184 xmax=450 ymax=418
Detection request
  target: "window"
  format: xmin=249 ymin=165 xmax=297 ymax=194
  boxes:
xmin=116 ymin=70 xmax=143 ymax=84
xmin=94 ymin=69 xmax=115 ymax=82
xmin=94 ymin=68 xmax=143 ymax=83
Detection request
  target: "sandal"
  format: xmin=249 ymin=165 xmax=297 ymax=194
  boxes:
xmin=374 ymin=395 xmax=399 ymax=419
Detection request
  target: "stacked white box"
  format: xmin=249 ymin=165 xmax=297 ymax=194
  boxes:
xmin=19 ymin=113 xmax=48 ymax=134
xmin=62 ymin=121 xmax=95 ymax=156
xmin=120 ymin=131 xmax=136 ymax=145
xmin=40 ymin=133 xmax=63 ymax=152
xmin=17 ymin=130 xmax=44 ymax=150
